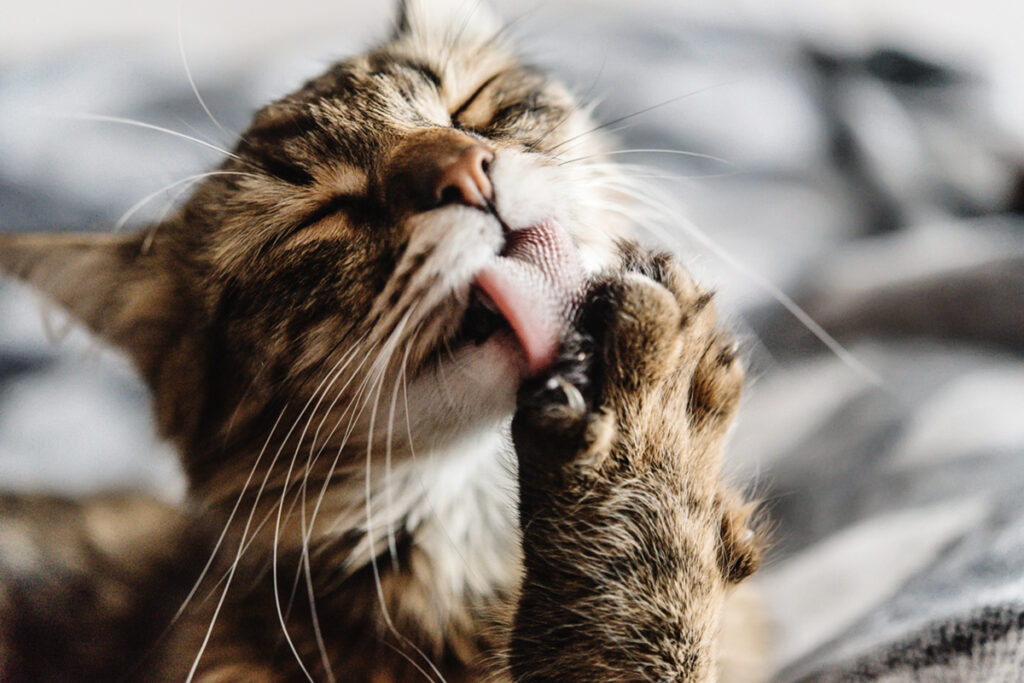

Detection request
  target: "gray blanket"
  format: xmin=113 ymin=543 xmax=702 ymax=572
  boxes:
xmin=2 ymin=4 xmax=1023 ymax=680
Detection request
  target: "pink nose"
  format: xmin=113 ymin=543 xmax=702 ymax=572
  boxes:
xmin=384 ymin=130 xmax=496 ymax=215
xmin=434 ymin=145 xmax=494 ymax=209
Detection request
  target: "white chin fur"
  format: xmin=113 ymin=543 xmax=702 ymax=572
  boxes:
xmin=490 ymin=150 xmax=624 ymax=274
xmin=395 ymin=148 xmax=625 ymax=437
xmin=403 ymin=332 xmax=521 ymax=445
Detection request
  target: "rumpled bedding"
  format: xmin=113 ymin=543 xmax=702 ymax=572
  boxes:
xmin=2 ymin=4 xmax=1023 ymax=680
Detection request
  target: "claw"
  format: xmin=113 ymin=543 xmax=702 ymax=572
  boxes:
xmin=546 ymin=375 xmax=585 ymax=415
xmin=556 ymin=376 xmax=586 ymax=415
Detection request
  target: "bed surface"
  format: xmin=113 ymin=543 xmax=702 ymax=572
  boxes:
xmin=2 ymin=3 xmax=1023 ymax=679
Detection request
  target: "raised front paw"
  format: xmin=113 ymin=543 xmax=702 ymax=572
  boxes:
xmin=513 ymin=248 xmax=743 ymax=479
xmin=512 ymin=246 xmax=760 ymax=582
xmin=509 ymin=248 xmax=761 ymax=681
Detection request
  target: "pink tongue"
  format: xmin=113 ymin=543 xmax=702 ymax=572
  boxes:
xmin=475 ymin=220 xmax=586 ymax=375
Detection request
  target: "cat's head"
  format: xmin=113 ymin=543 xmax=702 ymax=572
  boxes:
xmin=0 ymin=0 xmax=630 ymax=497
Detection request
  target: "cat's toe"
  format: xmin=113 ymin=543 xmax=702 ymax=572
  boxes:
xmin=687 ymin=332 xmax=744 ymax=448
xmin=585 ymin=251 xmax=715 ymax=396
xmin=512 ymin=335 xmax=611 ymax=466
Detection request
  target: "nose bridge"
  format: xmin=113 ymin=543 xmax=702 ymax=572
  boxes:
xmin=384 ymin=128 xmax=494 ymax=214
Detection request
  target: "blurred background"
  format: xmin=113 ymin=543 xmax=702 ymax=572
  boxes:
xmin=2 ymin=1 xmax=1023 ymax=680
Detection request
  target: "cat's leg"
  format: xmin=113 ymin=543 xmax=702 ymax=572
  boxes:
xmin=509 ymin=250 xmax=762 ymax=682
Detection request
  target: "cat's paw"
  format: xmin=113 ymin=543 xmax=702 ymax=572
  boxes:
xmin=597 ymin=248 xmax=743 ymax=453
xmin=512 ymin=248 xmax=742 ymax=472
xmin=511 ymin=247 xmax=759 ymax=578
xmin=512 ymin=333 xmax=617 ymax=473
xmin=509 ymin=249 xmax=761 ymax=682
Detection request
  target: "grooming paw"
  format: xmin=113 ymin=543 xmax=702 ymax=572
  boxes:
xmin=514 ymin=250 xmax=741 ymax=469
xmin=512 ymin=247 xmax=758 ymax=580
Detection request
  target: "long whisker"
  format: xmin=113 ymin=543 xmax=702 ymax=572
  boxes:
xmin=184 ymin=400 xmax=300 ymax=682
xmin=559 ymin=148 xmax=737 ymax=170
xmin=579 ymin=173 xmax=882 ymax=385
xmin=288 ymin=340 xmax=383 ymax=682
xmin=59 ymin=112 xmax=244 ymax=162
xmin=359 ymin=310 xmax=448 ymax=683
xmin=528 ymin=52 xmax=606 ymax=152
xmin=383 ymin=328 xmax=421 ymax=568
xmin=114 ymin=171 xmax=259 ymax=231
xmin=187 ymin=333 xmax=365 ymax=682
xmin=177 ymin=2 xmax=234 ymax=142
xmin=268 ymin=339 xmax=378 ymax=681
xmin=296 ymin=308 xmax=446 ymax=682
xmin=547 ymin=80 xmax=736 ymax=155
xmin=279 ymin=322 xmax=417 ymax=681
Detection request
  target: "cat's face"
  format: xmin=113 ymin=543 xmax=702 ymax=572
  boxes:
xmin=0 ymin=0 xmax=629 ymax=495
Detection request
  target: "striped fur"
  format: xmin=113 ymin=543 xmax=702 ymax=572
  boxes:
xmin=0 ymin=2 xmax=763 ymax=680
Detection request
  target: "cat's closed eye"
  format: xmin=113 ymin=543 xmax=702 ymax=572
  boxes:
xmin=277 ymin=194 xmax=375 ymax=251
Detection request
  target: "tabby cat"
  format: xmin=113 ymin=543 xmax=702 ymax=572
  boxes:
xmin=0 ymin=1 xmax=763 ymax=680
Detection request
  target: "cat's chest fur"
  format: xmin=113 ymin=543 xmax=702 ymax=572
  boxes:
xmin=341 ymin=422 xmax=521 ymax=604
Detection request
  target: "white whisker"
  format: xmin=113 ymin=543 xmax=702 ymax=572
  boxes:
xmin=268 ymin=338 xmax=377 ymax=682
xmin=58 ymin=112 xmax=245 ymax=163
xmin=188 ymin=332 xmax=368 ymax=683
xmin=578 ymin=169 xmax=883 ymax=386
xmin=114 ymin=171 xmax=259 ymax=231
xmin=177 ymin=2 xmax=234 ymax=142
xmin=384 ymin=331 xmax=419 ymax=568
xmin=560 ymin=148 xmax=736 ymax=169
xmin=358 ymin=308 xmax=449 ymax=683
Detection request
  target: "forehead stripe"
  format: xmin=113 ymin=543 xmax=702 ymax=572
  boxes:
xmin=246 ymin=110 xmax=322 ymax=144
xmin=393 ymin=57 xmax=443 ymax=88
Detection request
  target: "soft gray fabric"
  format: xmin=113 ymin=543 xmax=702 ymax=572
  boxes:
xmin=2 ymin=5 xmax=1023 ymax=680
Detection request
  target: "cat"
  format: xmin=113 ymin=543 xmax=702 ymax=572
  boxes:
xmin=0 ymin=0 xmax=763 ymax=680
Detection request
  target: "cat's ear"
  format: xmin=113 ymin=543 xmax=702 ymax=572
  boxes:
xmin=395 ymin=0 xmax=501 ymax=46
xmin=0 ymin=231 xmax=192 ymax=380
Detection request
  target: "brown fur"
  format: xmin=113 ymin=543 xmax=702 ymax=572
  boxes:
xmin=509 ymin=251 xmax=761 ymax=681
xmin=0 ymin=2 xmax=762 ymax=680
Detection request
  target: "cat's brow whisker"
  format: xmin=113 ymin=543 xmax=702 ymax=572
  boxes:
xmin=559 ymin=148 xmax=738 ymax=170
xmin=177 ymin=2 xmax=234 ymax=143
xmin=442 ymin=0 xmax=486 ymax=68
xmin=114 ymin=171 xmax=259 ymax=231
xmin=547 ymin=80 xmax=736 ymax=155
xmin=59 ymin=112 xmax=245 ymax=163
xmin=530 ymin=46 xmax=609 ymax=152
xmin=485 ymin=0 xmax=543 ymax=47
